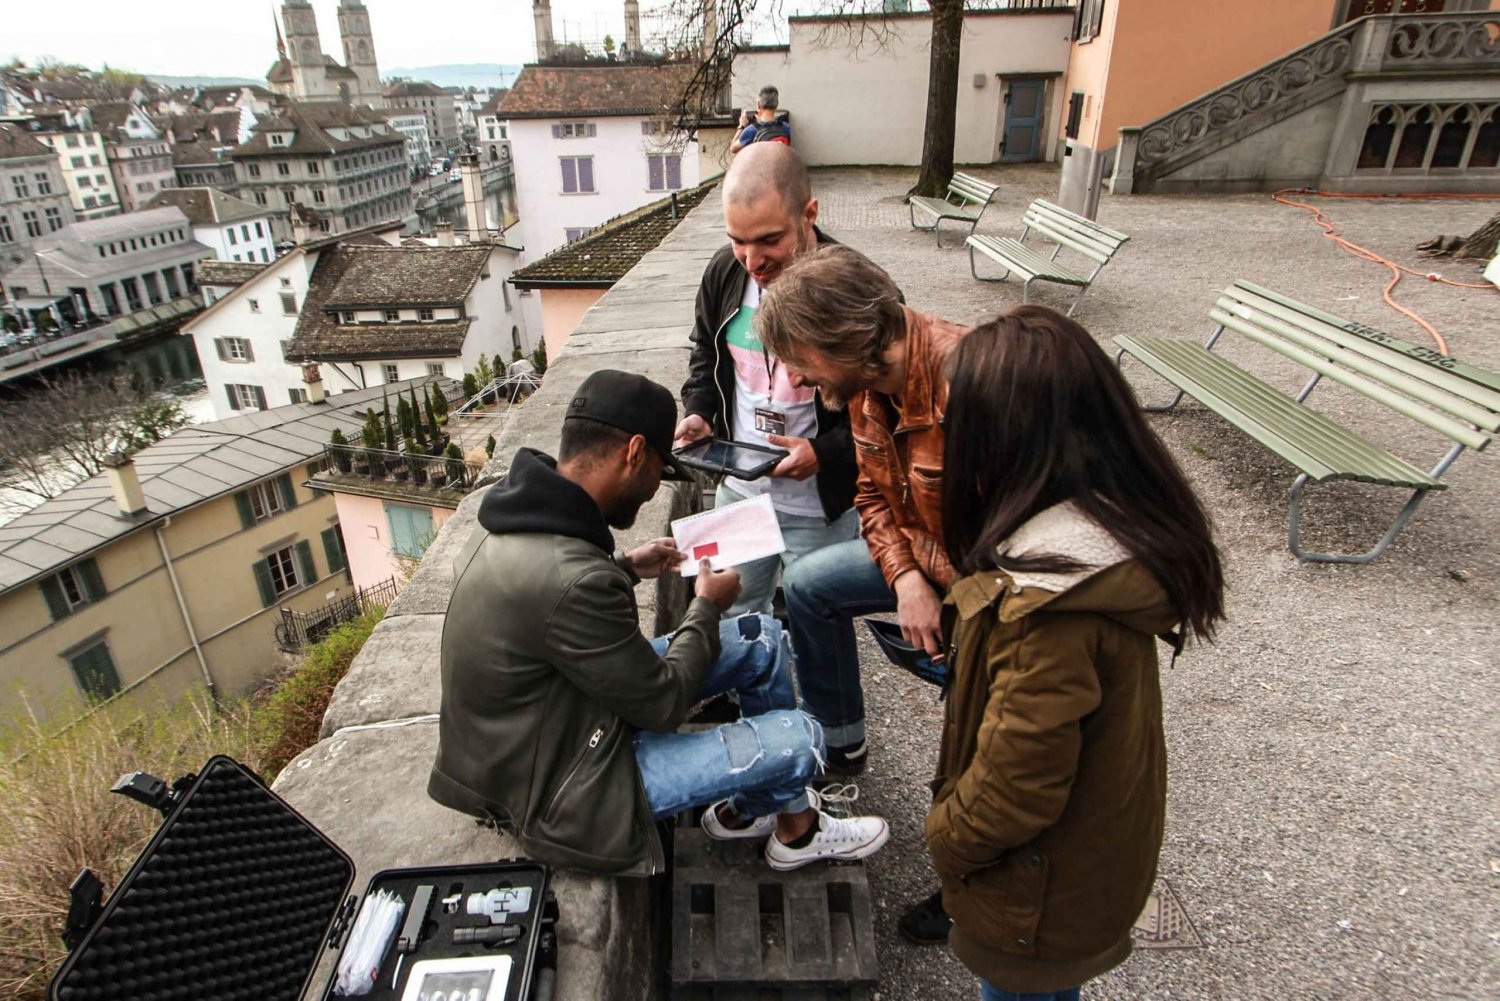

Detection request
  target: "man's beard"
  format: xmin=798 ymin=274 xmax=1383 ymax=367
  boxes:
xmin=604 ymin=469 xmax=656 ymax=529
xmin=815 ymin=379 xmax=864 ymax=411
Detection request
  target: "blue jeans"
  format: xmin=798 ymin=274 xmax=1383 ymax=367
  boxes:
xmin=980 ymin=983 xmax=1081 ymax=1001
xmin=636 ymin=614 xmax=822 ymax=820
xmin=780 ymin=538 xmax=896 ymax=749
xmin=716 ymin=482 xmax=861 ymax=617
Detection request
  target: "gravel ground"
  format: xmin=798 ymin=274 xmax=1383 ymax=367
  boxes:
xmin=808 ymin=164 xmax=1500 ymax=1001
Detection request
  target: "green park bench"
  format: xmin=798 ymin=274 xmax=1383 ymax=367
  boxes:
xmin=907 ymin=172 xmax=999 ymax=247
xmin=1115 ymin=280 xmax=1500 ymax=564
xmin=966 ymin=198 xmax=1130 ymax=316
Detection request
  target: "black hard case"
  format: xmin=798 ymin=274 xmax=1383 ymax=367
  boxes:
xmin=47 ymin=756 xmax=552 ymax=1001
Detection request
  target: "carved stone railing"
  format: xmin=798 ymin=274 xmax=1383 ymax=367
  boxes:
xmin=1123 ymin=12 xmax=1500 ymax=187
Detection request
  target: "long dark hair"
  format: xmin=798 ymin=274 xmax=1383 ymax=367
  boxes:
xmin=941 ymin=306 xmax=1224 ymax=639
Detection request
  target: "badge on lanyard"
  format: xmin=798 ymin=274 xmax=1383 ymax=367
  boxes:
xmin=754 ymin=406 xmax=786 ymax=436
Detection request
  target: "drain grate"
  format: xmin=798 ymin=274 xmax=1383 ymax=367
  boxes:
xmin=1132 ymin=878 xmax=1204 ymax=950
xmin=671 ymin=828 xmax=878 ymax=990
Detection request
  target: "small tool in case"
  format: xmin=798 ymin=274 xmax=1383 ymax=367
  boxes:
xmin=47 ymin=756 xmax=558 ymax=1001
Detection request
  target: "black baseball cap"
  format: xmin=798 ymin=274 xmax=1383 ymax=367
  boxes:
xmin=565 ymin=370 xmax=693 ymax=481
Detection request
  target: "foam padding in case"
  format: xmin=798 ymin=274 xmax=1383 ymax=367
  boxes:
xmin=50 ymin=756 xmax=354 ymax=1001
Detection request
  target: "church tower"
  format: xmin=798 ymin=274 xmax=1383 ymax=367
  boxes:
xmin=281 ymin=0 xmax=332 ymax=99
xmin=533 ymin=0 xmax=555 ymax=62
xmin=338 ymin=0 xmax=383 ymax=106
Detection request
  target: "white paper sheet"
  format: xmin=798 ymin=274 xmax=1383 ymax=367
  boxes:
xmin=671 ymin=493 xmax=786 ymax=578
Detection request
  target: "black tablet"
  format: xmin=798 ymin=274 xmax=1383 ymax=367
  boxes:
xmin=672 ymin=437 xmax=789 ymax=480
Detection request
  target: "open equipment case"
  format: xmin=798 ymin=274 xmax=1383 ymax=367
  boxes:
xmin=47 ymin=756 xmax=558 ymax=1001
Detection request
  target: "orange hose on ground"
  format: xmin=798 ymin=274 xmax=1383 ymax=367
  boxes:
xmin=1271 ymin=188 xmax=1500 ymax=357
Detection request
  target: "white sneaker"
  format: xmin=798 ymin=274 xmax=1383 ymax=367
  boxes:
xmin=763 ymin=810 xmax=890 ymax=871
xmin=701 ymin=799 xmax=775 ymax=841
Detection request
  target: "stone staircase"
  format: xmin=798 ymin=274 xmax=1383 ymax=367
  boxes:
xmin=1111 ymin=11 xmax=1500 ymax=194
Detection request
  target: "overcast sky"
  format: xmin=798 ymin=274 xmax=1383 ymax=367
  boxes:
xmin=2 ymin=1 xmax=769 ymax=80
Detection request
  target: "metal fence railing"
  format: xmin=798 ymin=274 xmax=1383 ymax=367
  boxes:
xmin=275 ymin=575 xmax=400 ymax=653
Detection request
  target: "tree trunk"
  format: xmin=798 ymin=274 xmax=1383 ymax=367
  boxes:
xmin=1457 ymin=210 xmax=1500 ymax=260
xmin=912 ymin=0 xmax=965 ymax=198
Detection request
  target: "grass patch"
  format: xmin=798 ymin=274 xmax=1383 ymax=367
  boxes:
xmin=250 ymin=609 xmax=383 ymax=779
xmin=0 ymin=607 xmax=382 ymax=1000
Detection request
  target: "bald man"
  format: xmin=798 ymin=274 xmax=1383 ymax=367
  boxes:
xmin=674 ymin=146 xmax=861 ymax=763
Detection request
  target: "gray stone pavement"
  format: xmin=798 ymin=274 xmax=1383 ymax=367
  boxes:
xmin=813 ymin=164 xmax=1500 ymax=1000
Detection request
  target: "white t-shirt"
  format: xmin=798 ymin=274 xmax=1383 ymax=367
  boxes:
xmin=721 ymin=280 xmax=823 ymax=518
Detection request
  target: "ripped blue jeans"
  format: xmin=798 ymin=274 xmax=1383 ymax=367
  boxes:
xmin=635 ymin=614 xmax=823 ymax=820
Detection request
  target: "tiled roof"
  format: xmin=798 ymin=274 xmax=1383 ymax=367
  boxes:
xmin=144 ymin=187 xmax=268 ymax=227
xmin=86 ymin=101 xmax=138 ymax=137
xmin=267 ymin=59 xmax=294 ymax=85
xmin=0 ymin=123 xmax=53 ymax=161
xmin=0 ymin=379 xmax=457 ymax=594
xmin=498 ymin=64 xmax=694 ymax=120
xmin=511 ymin=178 xmax=715 ymax=287
xmin=171 ymin=140 xmax=222 ymax=166
xmin=232 ymin=101 xmax=403 ymax=158
xmin=478 ymin=90 xmax=510 ymax=116
xmin=60 ymin=206 xmax=192 ymax=242
xmin=324 ymin=244 xmax=491 ymax=308
xmin=197 ymin=260 xmax=266 ymax=287
xmin=284 ymin=243 xmax=492 ymax=362
xmin=385 ymin=81 xmax=448 ymax=98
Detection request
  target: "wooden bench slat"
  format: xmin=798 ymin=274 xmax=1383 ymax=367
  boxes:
xmin=1031 ymin=198 xmax=1131 ymax=242
xmin=1223 ymin=286 xmax=1500 ymax=415
xmin=910 ymin=196 xmax=981 ymax=221
xmin=1020 ymin=213 xmax=1116 ymax=264
xmin=1209 ymin=309 xmax=1493 ymax=451
xmin=967 ymin=236 xmax=1086 ymax=284
xmin=1212 ymin=296 xmax=1500 ymax=432
xmin=1117 ymin=336 xmax=1444 ymax=488
xmin=1236 ymin=280 xmax=1500 ymax=398
xmin=1025 ymin=205 xmax=1128 ymax=255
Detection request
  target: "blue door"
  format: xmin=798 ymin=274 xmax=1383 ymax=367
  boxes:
xmin=1001 ymin=79 xmax=1046 ymax=163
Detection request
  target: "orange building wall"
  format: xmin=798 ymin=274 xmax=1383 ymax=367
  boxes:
xmin=1070 ymin=0 xmax=1339 ymax=150
xmin=539 ymin=287 xmax=608 ymax=361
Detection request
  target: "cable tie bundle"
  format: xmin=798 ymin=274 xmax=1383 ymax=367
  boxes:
xmin=334 ymin=888 xmax=406 ymax=996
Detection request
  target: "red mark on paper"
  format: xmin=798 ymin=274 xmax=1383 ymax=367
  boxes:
xmin=693 ymin=542 xmax=720 ymax=560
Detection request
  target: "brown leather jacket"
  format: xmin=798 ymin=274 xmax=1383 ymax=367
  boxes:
xmin=849 ymin=306 xmax=970 ymax=590
xmin=925 ymin=503 xmax=1179 ymax=993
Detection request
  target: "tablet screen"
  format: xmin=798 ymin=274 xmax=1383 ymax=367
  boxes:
xmin=676 ymin=439 xmax=783 ymax=475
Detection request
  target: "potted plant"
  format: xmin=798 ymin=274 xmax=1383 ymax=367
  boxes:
xmin=445 ymin=442 xmax=466 ymax=490
xmin=462 ymin=372 xmax=478 ymax=400
xmin=360 ymin=410 xmax=383 ymax=476
xmin=329 ymin=428 xmax=353 ymax=473
xmin=404 ymin=437 xmax=425 ymax=485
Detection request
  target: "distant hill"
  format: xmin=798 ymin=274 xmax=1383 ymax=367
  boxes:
xmin=147 ymin=74 xmax=262 ymax=90
xmin=385 ymin=64 xmax=524 ymax=91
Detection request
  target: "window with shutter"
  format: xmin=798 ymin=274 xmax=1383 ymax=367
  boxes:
xmin=666 ymin=155 xmax=682 ymax=190
xmin=578 ymin=158 xmax=594 ymax=192
xmin=276 ymin=474 xmax=298 ymax=510
xmin=322 ymin=526 xmax=347 ymax=575
xmin=587 ymin=123 xmax=597 ymax=137
xmin=253 ymin=386 xmax=268 ymax=410
xmin=253 ymin=557 xmax=277 ymax=607
xmin=234 ymin=490 xmax=257 ymax=530
xmin=386 ymin=503 xmax=434 ymax=558
xmin=77 ymin=559 xmax=106 ymax=602
xmin=215 ymin=338 xmax=229 ymax=362
xmin=648 ymin=155 xmax=664 ymax=191
xmin=40 ymin=576 xmax=71 ymax=621
xmin=560 ymin=157 xmax=577 ymax=193
xmin=552 ymin=124 xmax=563 ymax=139
xmin=641 ymin=121 xmax=653 ymax=136
xmin=68 ymin=639 xmax=121 ymax=701
xmin=294 ymin=539 xmax=316 ymax=587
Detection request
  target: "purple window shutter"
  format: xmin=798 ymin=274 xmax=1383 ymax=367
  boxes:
xmin=561 ymin=158 xmax=577 ymax=193
xmin=552 ymin=123 xmax=562 ymax=139
xmin=578 ymin=158 xmax=594 ymax=192
xmin=648 ymin=155 xmax=664 ymax=191
xmin=587 ymin=123 xmax=597 ymax=137
xmin=641 ymin=121 xmax=653 ymax=136
xmin=667 ymin=155 xmax=682 ymax=190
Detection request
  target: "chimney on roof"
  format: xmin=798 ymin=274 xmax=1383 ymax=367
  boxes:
xmin=434 ymin=220 xmax=455 ymax=247
xmin=301 ymin=361 xmax=326 ymax=404
xmin=533 ymin=0 xmax=555 ymax=62
xmin=290 ymin=208 xmax=315 ymax=246
xmin=103 ymin=450 xmax=148 ymax=518
xmin=701 ymin=0 xmax=718 ymax=60
xmin=459 ymin=148 xmax=491 ymax=242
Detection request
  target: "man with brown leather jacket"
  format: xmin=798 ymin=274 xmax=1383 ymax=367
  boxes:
xmin=757 ymin=244 xmax=969 ymax=940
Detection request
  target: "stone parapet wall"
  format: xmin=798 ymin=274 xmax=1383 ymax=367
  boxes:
xmin=275 ymin=189 xmax=728 ymax=1001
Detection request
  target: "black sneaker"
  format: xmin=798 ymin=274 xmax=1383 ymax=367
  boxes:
xmin=823 ymin=740 xmax=867 ymax=776
xmin=898 ymin=889 xmax=952 ymax=945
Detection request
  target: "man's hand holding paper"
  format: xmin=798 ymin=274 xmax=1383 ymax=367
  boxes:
xmin=670 ymin=494 xmax=787 ymax=578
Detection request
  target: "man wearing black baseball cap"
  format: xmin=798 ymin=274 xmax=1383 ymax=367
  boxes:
xmin=430 ymin=370 xmax=890 ymax=875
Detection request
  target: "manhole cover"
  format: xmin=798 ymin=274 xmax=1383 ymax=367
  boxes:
xmin=1132 ymin=878 xmax=1204 ymax=950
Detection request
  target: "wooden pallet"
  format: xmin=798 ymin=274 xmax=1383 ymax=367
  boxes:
xmin=670 ymin=828 xmax=879 ymax=993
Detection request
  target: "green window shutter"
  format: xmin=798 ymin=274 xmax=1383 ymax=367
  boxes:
xmin=321 ymin=526 xmax=346 ymax=575
xmin=294 ymin=539 xmax=316 ymax=588
xmin=77 ymin=558 xmax=106 ymax=601
xmin=253 ymin=385 xmax=268 ymax=410
xmin=70 ymin=642 xmax=121 ymax=702
xmin=214 ymin=338 xmax=228 ymax=361
xmin=226 ymin=385 xmax=240 ymax=411
xmin=243 ymin=341 xmax=255 ymax=363
xmin=253 ymin=558 xmax=277 ymax=607
xmin=234 ymin=490 xmax=256 ymax=529
xmin=276 ymin=473 xmax=298 ymax=510
xmin=40 ymin=576 xmax=70 ymax=621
